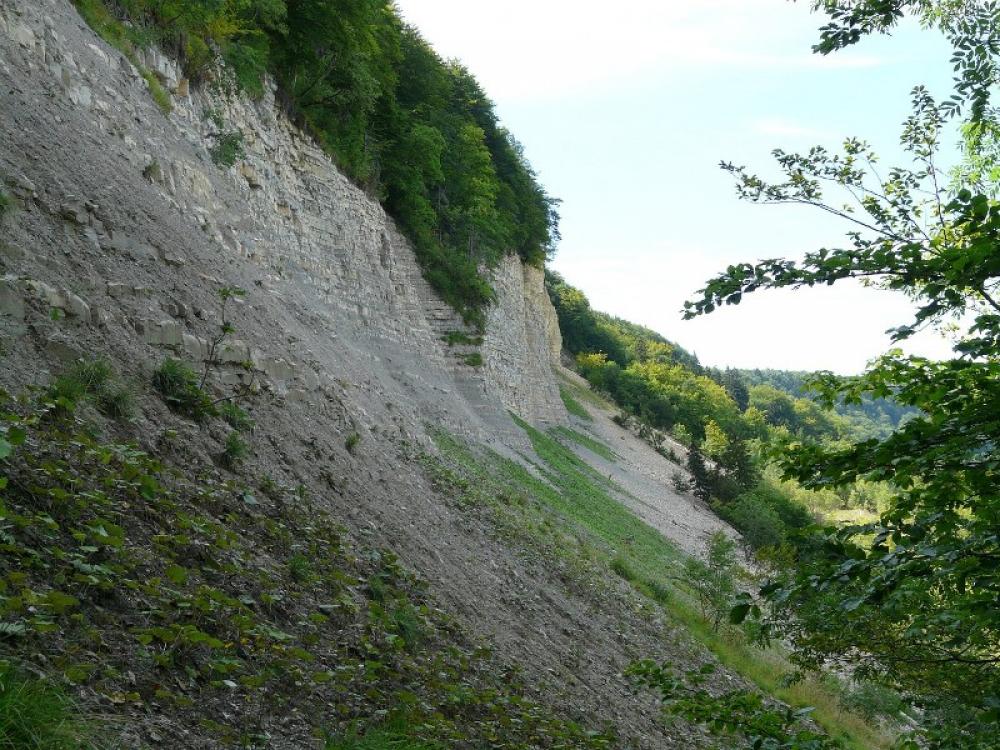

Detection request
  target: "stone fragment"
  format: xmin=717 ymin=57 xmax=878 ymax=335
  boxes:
xmin=140 ymin=319 xmax=184 ymax=348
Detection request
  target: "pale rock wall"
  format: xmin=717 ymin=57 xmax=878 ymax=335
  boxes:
xmin=482 ymin=256 xmax=564 ymax=426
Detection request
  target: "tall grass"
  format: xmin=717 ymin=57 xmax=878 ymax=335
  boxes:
xmin=0 ymin=661 xmax=89 ymax=749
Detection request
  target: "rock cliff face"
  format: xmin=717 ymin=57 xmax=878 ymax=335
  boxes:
xmin=0 ymin=0 xmax=565 ymax=441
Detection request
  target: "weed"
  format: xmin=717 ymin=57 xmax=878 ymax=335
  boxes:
xmin=324 ymin=718 xmax=442 ymax=750
xmin=0 ymin=660 xmax=89 ymax=749
xmin=142 ymin=160 xmax=162 ymax=182
xmin=152 ymin=358 xmax=216 ymax=422
xmin=288 ymin=554 xmax=313 ymax=584
xmin=220 ymin=431 xmax=247 ymax=471
xmin=345 ymin=432 xmax=361 ymax=453
xmin=95 ymin=382 xmax=136 ymax=422
xmin=462 ymin=352 xmax=483 ymax=367
xmin=559 ymin=386 xmax=592 ymax=421
xmin=0 ymin=189 xmax=12 ymax=218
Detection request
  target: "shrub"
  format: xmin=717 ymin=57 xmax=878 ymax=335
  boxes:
xmin=462 ymin=352 xmax=483 ymax=367
xmin=681 ymin=531 xmax=739 ymax=631
xmin=0 ymin=660 xmax=88 ymax=749
xmin=839 ymin=680 xmax=906 ymax=721
xmin=288 ymin=554 xmax=313 ymax=584
xmin=210 ymin=130 xmax=245 ymax=167
xmin=152 ymin=358 xmax=216 ymax=422
xmin=44 ymin=359 xmax=135 ymax=421
xmin=345 ymin=432 xmax=361 ymax=453
xmin=670 ymin=471 xmax=690 ymax=494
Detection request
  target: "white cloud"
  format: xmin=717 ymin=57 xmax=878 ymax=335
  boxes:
xmin=393 ymin=0 xmax=884 ymax=101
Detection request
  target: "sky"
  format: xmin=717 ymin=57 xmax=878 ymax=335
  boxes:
xmin=392 ymin=0 xmax=961 ymax=374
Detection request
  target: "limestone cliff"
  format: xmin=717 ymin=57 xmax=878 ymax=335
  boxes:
xmin=0 ymin=0 xmax=564 ymax=442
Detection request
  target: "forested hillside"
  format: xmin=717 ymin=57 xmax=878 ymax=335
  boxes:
xmin=73 ymin=0 xmax=558 ymax=326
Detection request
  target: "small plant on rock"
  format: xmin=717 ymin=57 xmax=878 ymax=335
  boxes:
xmin=0 ymin=189 xmax=13 ymax=218
xmin=210 ymin=130 xmax=245 ymax=168
xmin=220 ymin=430 xmax=248 ymax=471
xmin=345 ymin=432 xmax=361 ymax=453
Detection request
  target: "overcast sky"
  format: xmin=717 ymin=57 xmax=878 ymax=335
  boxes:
xmin=393 ymin=0 xmax=959 ymax=374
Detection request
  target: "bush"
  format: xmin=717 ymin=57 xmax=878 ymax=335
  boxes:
xmin=0 ymin=660 xmax=88 ymax=749
xmin=152 ymin=358 xmax=216 ymax=422
xmin=610 ymin=555 xmax=637 ymax=581
xmin=95 ymin=382 xmax=136 ymax=421
xmin=839 ymin=680 xmax=906 ymax=721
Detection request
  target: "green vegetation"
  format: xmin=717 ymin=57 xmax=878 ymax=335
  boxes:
xmin=0 ymin=388 xmax=616 ymax=748
xmin=152 ymin=358 xmax=216 ymax=422
xmin=73 ymin=0 xmax=559 ymax=327
xmin=558 ymin=384 xmax=592 ymax=421
xmin=429 ymin=427 xmax=892 ymax=749
xmin=0 ymin=188 xmax=12 ymax=218
xmin=462 ymin=352 xmax=483 ymax=367
xmin=442 ymin=330 xmax=483 ymax=347
xmin=219 ymin=400 xmax=253 ymax=432
xmin=345 ymin=432 xmax=361 ymax=453
xmin=683 ymin=2 xmax=1000 ymax=745
xmin=552 ymin=426 xmax=616 ymax=462
xmin=0 ymin=661 xmax=89 ymax=750
xmin=209 ymin=129 xmax=245 ymax=168
xmin=45 ymin=359 xmax=135 ymax=422
xmin=220 ymin=430 xmax=248 ymax=471
xmin=627 ymin=660 xmax=844 ymax=750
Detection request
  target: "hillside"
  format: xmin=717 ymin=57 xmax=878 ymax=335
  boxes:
xmin=0 ymin=2 xmax=912 ymax=750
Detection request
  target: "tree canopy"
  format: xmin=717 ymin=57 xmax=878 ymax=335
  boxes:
xmin=688 ymin=2 xmax=1000 ymax=746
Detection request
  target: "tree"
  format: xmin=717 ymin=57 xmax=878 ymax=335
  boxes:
xmin=685 ymin=446 xmax=712 ymax=503
xmin=688 ymin=4 xmax=1000 ymax=746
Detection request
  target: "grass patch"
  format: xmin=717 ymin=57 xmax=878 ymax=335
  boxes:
xmin=45 ymin=359 xmax=134 ymax=422
xmin=462 ymin=352 xmax=483 ymax=367
xmin=553 ymin=426 xmax=616 ymax=462
xmin=0 ymin=189 xmax=13 ymax=218
xmin=152 ymin=358 xmax=216 ymax=422
xmin=345 ymin=432 xmax=361 ymax=453
xmin=559 ymin=385 xmax=592 ymax=421
xmin=219 ymin=401 xmax=253 ymax=432
xmin=0 ymin=661 xmax=90 ymax=749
